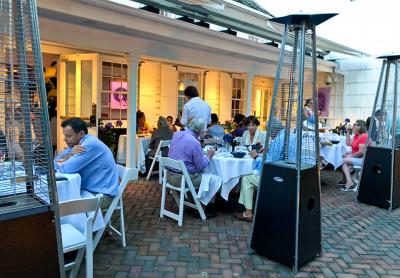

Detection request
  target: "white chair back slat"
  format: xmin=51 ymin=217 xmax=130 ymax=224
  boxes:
xmin=59 ymin=195 xmax=101 ymax=217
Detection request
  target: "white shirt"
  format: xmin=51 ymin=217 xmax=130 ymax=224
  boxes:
xmin=181 ymin=97 xmax=211 ymax=129
xmin=241 ymin=129 xmax=266 ymax=146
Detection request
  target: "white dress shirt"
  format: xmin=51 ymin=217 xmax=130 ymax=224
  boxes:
xmin=181 ymin=97 xmax=211 ymax=129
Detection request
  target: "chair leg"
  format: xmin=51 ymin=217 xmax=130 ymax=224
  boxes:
xmin=86 ymin=241 xmax=93 ymax=278
xmin=159 ymin=165 xmax=163 ymax=184
xmin=146 ymin=157 xmax=157 ymax=180
xmin=119 ymin=199 xmax=126 ymax=247
xmin=69 ymin=248 xmax=85 ymax=278
xmin=188 ymin=187 xmax=206 ymax=221
xmin=160 ymin=180 xmax=167 ymax=218
xmin=178 ymin=188 xmax=185 ymax=226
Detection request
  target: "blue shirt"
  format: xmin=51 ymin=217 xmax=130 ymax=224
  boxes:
xmin=207 ymin=124 xmax=225 ymax=138
xmin=55 ymin=134 xmax=119 ymax=196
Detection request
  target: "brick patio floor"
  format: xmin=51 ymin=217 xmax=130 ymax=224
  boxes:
xmin=88 ymin=169 xmax=400 ymax=278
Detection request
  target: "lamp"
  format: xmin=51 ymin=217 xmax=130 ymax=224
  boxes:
xmin=178 ymin=81 xmax=185 ymax=91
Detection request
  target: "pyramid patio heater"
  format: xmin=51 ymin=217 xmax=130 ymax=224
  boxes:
xmin=249 ymin=14 xmax=336 ymax=272
xmin=0 ymin=0 xmax=64 ymax=276
xmin=357 ymin=55 xmax=400 ymax=210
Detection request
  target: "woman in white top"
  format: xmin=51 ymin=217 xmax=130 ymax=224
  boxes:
xmin=241 ymin=116 xmax=266 ymax=147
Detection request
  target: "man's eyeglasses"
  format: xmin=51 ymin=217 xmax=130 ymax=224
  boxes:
xmin=353 ymin=123 xmax=360 ymax=126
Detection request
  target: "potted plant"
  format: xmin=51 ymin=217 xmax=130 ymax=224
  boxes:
xmin=98 ymin=119 xmax=118 ymax=157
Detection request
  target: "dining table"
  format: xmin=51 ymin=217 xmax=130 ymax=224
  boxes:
xmin=319 ymin=134 xmax=351 ymax=170
xmin=203 ymin=148 xmax=254 ymax=201
xmin=116 ymin=135 xmax=151 ymax=173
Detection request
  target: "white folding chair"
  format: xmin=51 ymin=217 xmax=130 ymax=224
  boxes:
xmin=93 ymin=165 xmax=137 ymax=250
xmin=159 ymin=157 xmax=206 ymax=226
xmin=146 ymin=140 xmax=171 ymax=184
xmin=59 ymin=195 xmax=102 ymax=278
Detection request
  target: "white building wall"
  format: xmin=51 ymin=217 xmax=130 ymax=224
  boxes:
xmin=339 ymin=57 xmax=382 ymax=124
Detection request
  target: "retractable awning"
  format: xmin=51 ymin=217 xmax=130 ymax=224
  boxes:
xmin=130 ymin=0 xmax=369 ymax=57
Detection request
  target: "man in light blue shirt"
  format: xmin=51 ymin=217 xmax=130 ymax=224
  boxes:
xmin=207 ymin=113 xmax=225 ymax=138
xmin=181 ymin=86 xmax=211 ymax=130
xmin=55 ymin=118 xmax=119 ymax=197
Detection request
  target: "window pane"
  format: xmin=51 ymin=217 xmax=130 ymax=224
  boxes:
xmin=81 ymin=60 xmax=93 ymax=117
xmin=237 ymin=89 xmax=241 ymax=99
xmin=65 ymin=61 xmax=76 ymax=117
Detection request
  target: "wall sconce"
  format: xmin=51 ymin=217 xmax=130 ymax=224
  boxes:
xmin=178 ymin=80 xmax=185 ymax=91
xmin=324 ymin=75 xmax=336 ymax=85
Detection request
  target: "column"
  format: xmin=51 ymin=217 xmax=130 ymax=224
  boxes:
xmin=246 ymin=73 xmax=254 ymax=116
xmin=126 ymin=53 xmax=139 ymax=168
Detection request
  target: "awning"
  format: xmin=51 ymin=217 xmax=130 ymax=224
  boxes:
xmin=130 ymin=0 xmax=369 ymax=57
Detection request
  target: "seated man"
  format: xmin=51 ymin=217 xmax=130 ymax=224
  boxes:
xmin=235 ymin=127 xmax=315 ymax=222
xmin=55 ymin=118 xmax=119 ymax=204
xmin=168 ymin=117 xmax=217 ymax=216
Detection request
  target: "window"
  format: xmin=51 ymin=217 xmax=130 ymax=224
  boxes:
xmin=232 ymin=78 xmax=245 ymax=117
xmin=101 ymin=61 xmax=128 ymax=120
xmin=177 ymin=72 xmax=199 ymax=116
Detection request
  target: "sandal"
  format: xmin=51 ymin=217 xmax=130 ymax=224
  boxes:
xmin=234 ymin=212 xmax=253 ymax=223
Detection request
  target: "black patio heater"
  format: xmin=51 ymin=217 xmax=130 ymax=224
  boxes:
xmin=0 ymin=0 xmax=64 ymax=277
xmin=249 ymin=14 xmax=336 ymax=272
xmin=357 ymin=55 xmax=400 ymax=210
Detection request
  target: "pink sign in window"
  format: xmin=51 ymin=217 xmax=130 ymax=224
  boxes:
xmin=110 ymin=81 xmax=128 ymax=109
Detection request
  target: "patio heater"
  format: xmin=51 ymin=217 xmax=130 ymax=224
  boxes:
xmin=249 ymin=14 xmax=336 ymax=272
xmin=357 ymin=55 xmax=400 ymax=210
xmin=0 ymin=0 xmax=64 ymax=277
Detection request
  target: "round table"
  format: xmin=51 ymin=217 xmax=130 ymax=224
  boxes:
xmin=206 ymin=151 xmax=254 ymax=200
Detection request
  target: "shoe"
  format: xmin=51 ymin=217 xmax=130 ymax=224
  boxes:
xmin=234 ymin=212 xmax=253 ymax=223
xmin=341 ymin=184 xmax=356 ymax=192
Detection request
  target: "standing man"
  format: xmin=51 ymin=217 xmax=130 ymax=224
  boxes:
xmin=180 ymin=86 xmax=211 ymax=130
xmin=55 ymin=118 xmax=119 ymax=200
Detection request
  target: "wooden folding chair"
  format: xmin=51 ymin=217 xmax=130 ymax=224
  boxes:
xmin=159 ymin=157 xmax=206 ymax=226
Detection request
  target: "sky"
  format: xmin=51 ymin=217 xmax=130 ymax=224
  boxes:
xmin=256 ymin=0 xmax=398 ymax=56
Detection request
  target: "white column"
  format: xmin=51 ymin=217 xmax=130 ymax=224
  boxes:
xmin=126 ymin=53 xmax=139 ymax=168
xmin=246 ymin=73 xmax=254 ymax=116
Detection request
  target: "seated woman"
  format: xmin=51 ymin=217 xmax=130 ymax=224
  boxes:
xmin=241 ymin=116 xmax=266 ymax=147
xmin=207 ymin=113 xmax=225 ymax=138
xmin=166 ymin=115 xmax=177 ymax=132
xmin=137 ymin=110 xmax=152 ymax=134
xmin=143 ymin=116 xmax=173 ymax=176
xmin=340 ymin=120 xmax=368 ymax=191
xmin=231 ymin=113 xmax=246 ymax=137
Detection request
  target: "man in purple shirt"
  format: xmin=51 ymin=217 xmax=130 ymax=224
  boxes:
xmin=168 ymin=118 xmax=215 ymax=176
xmin=168 ymin=118 xmax=216 ymax=217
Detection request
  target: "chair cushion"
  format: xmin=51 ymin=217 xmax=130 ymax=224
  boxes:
xmin=61 ymin=223 xmax=86 ymax=250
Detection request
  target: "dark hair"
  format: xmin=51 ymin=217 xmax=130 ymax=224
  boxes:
xmin=211 ymin=113 xmax=218 ymax=124
xmin=355 ymin=119 xmax=367 ymax=134
xmin=48 ymin=101 xmax=57 ymax=119
xmin=244 ymin=115 xmax=260 ymax=126
xmin=184 ymin=86 xmax=199 ymax=98
xmin=137 ymin=110 xmax=145 ymax=119
xmin=375 ymin=109 xmax=385 ymax=117
xmin=304 ymin=98 xmax=313 ymax=107
xmin=233 ymin=113 xmax=245 ymax=124
xmin=61 ymin=117 xmax=88 ymax=134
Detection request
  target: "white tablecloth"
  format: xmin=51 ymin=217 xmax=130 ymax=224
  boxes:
xmin=116 ymin=135 xmax=150 ymax=173
xmin=57 ymin=173 xmax=105 ymax=233
xmin=205 ymin=152 xmax=254 ymax=200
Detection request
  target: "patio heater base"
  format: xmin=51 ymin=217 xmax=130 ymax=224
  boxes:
xmin=250 ymin=164 xmax=321 ymax=270
xmin=0 ymin=210 xmax=60 ymax=277
xmin=357 ymin=147 xmax=400 ymax=210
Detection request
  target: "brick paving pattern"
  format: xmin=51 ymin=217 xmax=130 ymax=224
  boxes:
xmin=87 ymin=169 xmax=400 ymax=277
